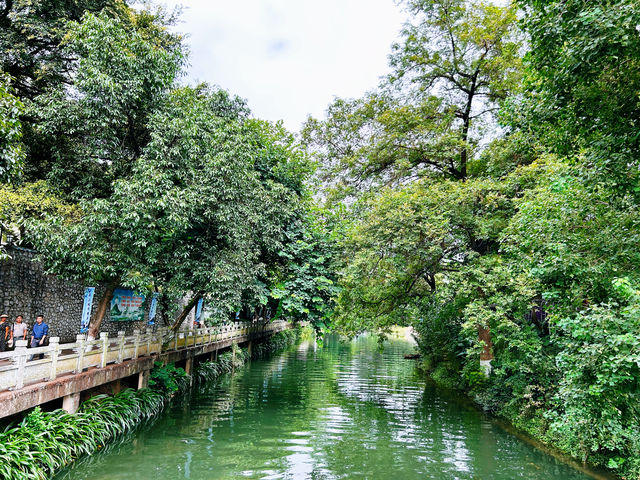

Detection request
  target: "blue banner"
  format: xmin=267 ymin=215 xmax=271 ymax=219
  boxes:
xmin=80 ymin=287 xmax=95 ymax=333
xmin=148 ymin=292 xmax=159 ymax=325
xmin=195 ymin=298 xmax=204 ymax=326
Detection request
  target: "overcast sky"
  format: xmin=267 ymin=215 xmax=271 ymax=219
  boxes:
xmin=160 ymin=1 xmax=407 ymax=132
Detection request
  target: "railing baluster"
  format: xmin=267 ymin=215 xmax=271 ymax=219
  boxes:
xmin=100 ymin=332 xmax=109 ymax=367
xmin=49 ymin=337 xmax=60 ymax=381
xmin=13 ymin=340 xmax=28 ymax=389
xmin=75 ymin=334 xmax=86 ymax=374
xmin=133 ymin=329 xmax=140 ymax=358
xmin=116 ymin=331 xmax=125 ymax=363
xmin=145 ymin=327 xmax=152 ymax=355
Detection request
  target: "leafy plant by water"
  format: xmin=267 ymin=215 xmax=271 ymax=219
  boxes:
xmin=148 ymin=361 xmax=189 ymax=394
xmin=0 ymin=389 xmax=166 ymax=480
xmin=250 ymin=327 xmax=309 ymax=359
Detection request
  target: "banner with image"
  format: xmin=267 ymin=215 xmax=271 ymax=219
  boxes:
xmin=110 ymin=289 xmax=145 ymax=322
xmin=148 ymin=292 xmax=160 ymax=325
xmin=195 ymin=298 xmax=204 ymax=326
xmin=80 ymin=287 xmax=95 ymax=333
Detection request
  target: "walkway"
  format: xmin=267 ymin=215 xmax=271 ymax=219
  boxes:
xmin=0 ymin=320 xmax=291 ymax=418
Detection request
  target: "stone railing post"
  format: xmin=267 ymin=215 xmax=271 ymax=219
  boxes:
xmin=183 ymin=326 xmax=189 ymax=349
xmin=75 ymin=334 xmax=86 ymax=374
xmin=145 ymin=327 xmax=153 ymax=355
xmin=151 ymin=328 xmax=158 ymax=354
xmin=100 ymin=332 xmax=109 ymax=368
xmin=133 ymin=329 xmax=141 ymax=358
xmin=13 ymin=340 xmax=28 ymax=389
xmin=49 ymin=337 xmax=60 ymax=381
xmin=116 ymin=331 xmax=125 ymax=363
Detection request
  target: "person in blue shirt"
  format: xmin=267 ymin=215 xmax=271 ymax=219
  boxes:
xmin=29 ymin=315 xmax=49 ymax=360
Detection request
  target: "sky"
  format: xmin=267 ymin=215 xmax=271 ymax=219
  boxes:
xmin=160 ymin=1 xmax=407 ymax=132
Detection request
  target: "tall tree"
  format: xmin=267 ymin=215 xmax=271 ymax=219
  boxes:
xmin=31 ymin=85 xmax=314 ymax=335
xmin=508 ymin=0 xmax=640 ymax=193
xmin=0 ymin=73 xmax=24 ymax=183
xmin=0 ymin=0 xmax=123 ymax=100
xmin=28 ymin=10 xmax=184 ymax=199
xmin=303 ymin=0 xmax=521 ymax=201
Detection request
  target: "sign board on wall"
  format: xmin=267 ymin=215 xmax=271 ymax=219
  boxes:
xmin=110 ymin=289 xmax=145 ymax=322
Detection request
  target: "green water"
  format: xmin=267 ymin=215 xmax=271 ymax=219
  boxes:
xmin=55 ymin=334 xmax=597 ymax=480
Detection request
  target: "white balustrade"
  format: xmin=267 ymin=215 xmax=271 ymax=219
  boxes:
xmin=0 ymin=320 xmax=290 ymax=392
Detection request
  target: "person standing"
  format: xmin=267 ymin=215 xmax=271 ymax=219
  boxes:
xmin=11 ymin=315 xmax=28 ymax=345
xmin=0 ymin=314 xmax=10 ymax=352
xmin=30 ymin=315 xmax=49 ymax=360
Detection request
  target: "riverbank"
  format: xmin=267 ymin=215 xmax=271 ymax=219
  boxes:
xmin=0 ymin=326 xmax=310 ymax=480
xmin=415 ymin=360 xmax=618 ymax=480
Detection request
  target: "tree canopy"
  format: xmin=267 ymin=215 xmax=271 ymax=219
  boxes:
xmin=304 ymin=0 xmax=640 ymax=477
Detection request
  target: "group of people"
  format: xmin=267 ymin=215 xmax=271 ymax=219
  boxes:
xmin=0 ymin=314 xmax=49 ymax=359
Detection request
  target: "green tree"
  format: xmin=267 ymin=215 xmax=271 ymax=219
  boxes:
xmin=0 ymin=73 xmax=24 ymax=183
xmin=28 ymin=10 xmax=184 ymax=199
xmin=31 ymin=85 xmax=316 ymax=336
xmin=0 ymin=0 xmax=124 ymax=100
xmin=508 ymin=0 xmax=640 ymax=193
xmin=266 ymin=209 xmax=340 ymax=329
xmin=303 ymin=0 xmax=521 ymax=200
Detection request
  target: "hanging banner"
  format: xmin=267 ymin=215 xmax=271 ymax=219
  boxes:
xmin=80 ymin=287 xmax=95 ymax=333
xmin=195 ymin=297 xmax=204 ymax=326
xmin=110 ymin=288 xmax=146 ymax=322
xmin=148 ymin=292 xmax=160 ymax=325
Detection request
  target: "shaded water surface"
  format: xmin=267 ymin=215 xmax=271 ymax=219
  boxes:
xmin=56 ymin=334 xmax=596 ymax=480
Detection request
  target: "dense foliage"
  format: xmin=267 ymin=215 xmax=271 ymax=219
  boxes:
xmin=0 ymin=389 xmax=165 ymax=480
xmin=305 ymin=0 xmax=640 ymax=477
xmin=3 ymin=0 xmax=640 ymax=476
xmin=194 ymin=345 xmax=250 ymax=384
xmin=250 ymin=326 xmax=312 ymax=359
xmin=0 ymin=0 xmax=337 ymax=333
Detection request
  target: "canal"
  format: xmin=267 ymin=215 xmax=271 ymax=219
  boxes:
xmin=55 ymin=334 xmax=597 ymax=480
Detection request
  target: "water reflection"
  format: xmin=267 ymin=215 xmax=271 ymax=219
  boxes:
xmin=55 ymin=334 xmax=595 ymax=480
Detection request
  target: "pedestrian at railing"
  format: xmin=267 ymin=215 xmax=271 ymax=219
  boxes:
xmin=0 ymin=314 xmax=10 ymax=351
xmin=12 ymin=315 xmax=28 ymax=346
xmin=29 ymin=315 xmax=49 ymax=360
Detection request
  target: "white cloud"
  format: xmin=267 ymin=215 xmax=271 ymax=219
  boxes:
xmin=160 ymin=0 xmax=406 ymax=131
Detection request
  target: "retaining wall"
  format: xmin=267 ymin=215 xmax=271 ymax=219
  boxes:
xmin=0 ymin=246 xmax=157 ymax=342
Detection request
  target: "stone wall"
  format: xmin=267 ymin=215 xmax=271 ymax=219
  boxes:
xmin=0 ymin=246 xmax=160 ymax=343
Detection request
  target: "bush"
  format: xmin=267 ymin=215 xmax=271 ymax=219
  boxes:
xmin=0 ymin=388 xmax=166 ymax=480
xmin=148 ymin=362 xmax=189 ymax=394
xmin=194 ymin=344 xmax=250 ymax=385
xmin=251 ymin=328 xmax=299 ymax=358
xmin=547 ymin=279 xmax=640 ymax=477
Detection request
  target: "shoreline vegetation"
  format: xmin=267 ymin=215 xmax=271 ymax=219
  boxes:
xmin=414 ymin=361 xmax=616 ymax=480
xmin=0 ymin=327 xmax=310 ymax=480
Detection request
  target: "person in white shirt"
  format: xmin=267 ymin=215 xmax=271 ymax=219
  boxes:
xmin=12 ymin=315 xmax=28 ymax=344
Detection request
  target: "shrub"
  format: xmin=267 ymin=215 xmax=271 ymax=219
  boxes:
xmin=148 ymin=362 xmax=189 ymax=394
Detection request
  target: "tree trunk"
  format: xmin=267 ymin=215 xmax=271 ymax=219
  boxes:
xmin=87 ymin=278 xmax=119 ymax=341
xmin=478 ymin=325 xmax=493 ymax=361
xmin=169 ymin=292 xmax=203 ymax=332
